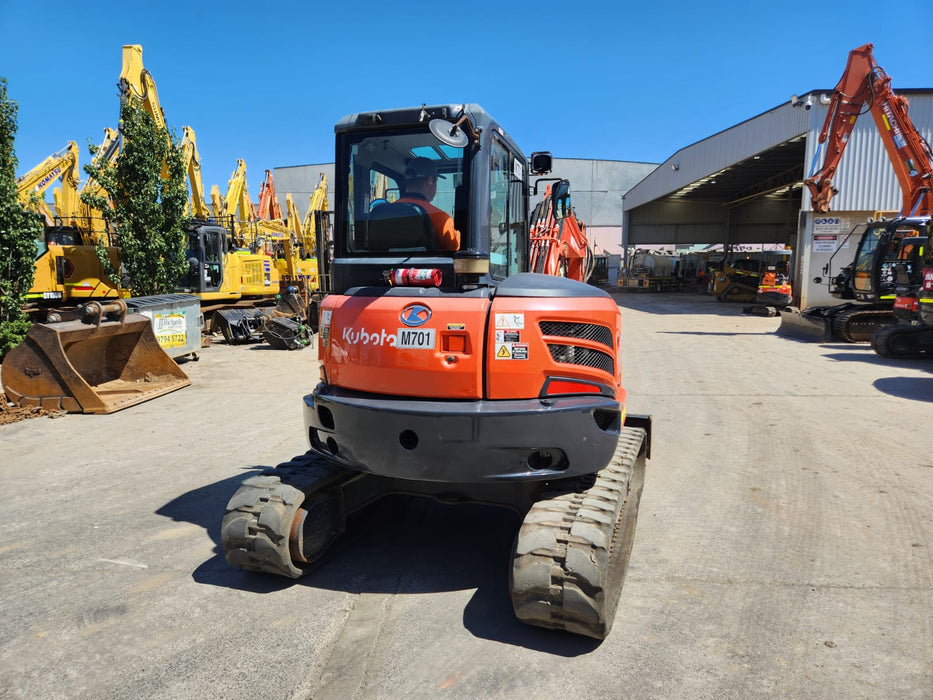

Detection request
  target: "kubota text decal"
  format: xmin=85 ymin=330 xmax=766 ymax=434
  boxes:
xmin=341 ymin=326 xmax=435 ymax=350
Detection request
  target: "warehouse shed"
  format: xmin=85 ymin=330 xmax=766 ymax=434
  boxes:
xmin=622 ymin=89 xmax=933 ymax=307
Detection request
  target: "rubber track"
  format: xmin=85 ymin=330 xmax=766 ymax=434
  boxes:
xmin=871 ymin=324 xmax=930 ymax=358
xmin=833 ymin=307 xmax=896 ymax=342
xmin=510 ymin=426 xmax=646 ymax=639
xmin=221 ymin=452 xmax=352 ymax=579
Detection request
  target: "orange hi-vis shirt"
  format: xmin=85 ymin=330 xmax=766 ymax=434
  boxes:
xmin=397 ymin=195 xmax=461 ymax=251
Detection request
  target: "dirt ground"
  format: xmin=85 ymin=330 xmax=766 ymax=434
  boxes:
xmin=0 ymin=393 xmax=64 ymax=425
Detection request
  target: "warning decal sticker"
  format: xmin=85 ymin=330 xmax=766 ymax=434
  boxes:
xmin=495 ymin=313 xmax=524 ymax=330
xmin=495 ymin=341 xmax=529 ymax=360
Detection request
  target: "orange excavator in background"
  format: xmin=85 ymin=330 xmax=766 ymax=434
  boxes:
xmin=528 ymin=179 xmax=594 ymax=282
xmin=256 ymin=169 xmax=283 ymax=220
xmin=805 ymin=44 xmax=933 ymax=217
xmin=780 ymin=43 xmax=933 ymax=347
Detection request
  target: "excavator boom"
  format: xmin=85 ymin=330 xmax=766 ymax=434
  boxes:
xmin=805 ymin=43 xmax=933 ymax=216
xmin=528 ymin=180 xmax=594 ymax=282
xmin=17 ymin=141 xmax=81 ymax=224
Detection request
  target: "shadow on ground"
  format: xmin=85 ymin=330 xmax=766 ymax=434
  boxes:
xmin=873 ymin=376 xmax=933 ymax=402
xmin=156 ymin=464 xmax=602 ymax=656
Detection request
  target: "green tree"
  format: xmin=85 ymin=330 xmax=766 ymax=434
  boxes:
xmin=0 ymin=78 xmax=43 ymax=359
xmin=82 ymin=99 xmax=188 ymax=297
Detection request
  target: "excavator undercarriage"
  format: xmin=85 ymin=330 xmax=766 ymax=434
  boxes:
xmin=222 ymin=419 xmax=649 ymax=639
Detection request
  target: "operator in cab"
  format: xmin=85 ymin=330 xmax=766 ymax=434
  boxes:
xmin=397 ymin=157 xmax=461 ymax=251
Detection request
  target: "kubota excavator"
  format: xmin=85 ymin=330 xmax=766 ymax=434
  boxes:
xmin=220 ymin=104 xmax=650 ymax=639
xmin=780 ymin=43 xmax=933 ymax=345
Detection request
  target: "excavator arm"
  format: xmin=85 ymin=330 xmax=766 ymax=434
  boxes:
xmin=180 ymin=126 xmax=212 ymax=220
xmin=17 ymin=141 xmax=81 ymax=224
xmin=257 ymin=169 xmax=282 ymax=220
xmin=78 ymin=127 xmax=120 ymax=244
xmin=528 ymin=180 xmax=593 ymax=282
xmin=118 ymin=44 xmax=167 ymax=132
xmin=806 ymin=43 xmax=933 ymax=215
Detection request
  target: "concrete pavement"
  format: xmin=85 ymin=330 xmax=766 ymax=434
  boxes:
xmin=1 ymin=293 xmax=931 ymax=699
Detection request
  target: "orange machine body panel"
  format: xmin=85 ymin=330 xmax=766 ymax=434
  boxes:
xmin=319 ymin=285 xmax=625 ymax=407
xmin=319 ymin=293 xmax=488 ymax=400
xmin=485 ymin=293 xmax=624 ymax=405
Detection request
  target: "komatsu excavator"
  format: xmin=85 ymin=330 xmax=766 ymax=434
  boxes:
xmin=221 ymin=104 xmax=650 ymax=639
xmin=780 ymin=43 xmax=933 ymax=344
xmin=17 ymin=140 xmax=121 ymax=305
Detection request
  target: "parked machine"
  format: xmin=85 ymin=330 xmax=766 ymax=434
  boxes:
xmin=869 ymin=218 xmax=933 ymax=356
xmin=16 ymin=141 xmax=121 ymax=305
xmin=221 ymin=104 xmax=651 ymax=639
xmin=528 ymin=179 xmax=594 ymax=282
xmin=618 ymin=249 xmax=682 ymax=291
xmin=779 ymin=43 xmax=933 ymax=344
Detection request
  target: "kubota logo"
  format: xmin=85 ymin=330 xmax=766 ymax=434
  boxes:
xmin=400 ymin=304 xmax=431 ymax=327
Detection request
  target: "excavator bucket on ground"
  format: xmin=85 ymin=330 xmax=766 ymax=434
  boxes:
xmin=776 ymin=306 xmax=834 ymax=342
xmin=2 ymin=301 xmax=190 ymax=414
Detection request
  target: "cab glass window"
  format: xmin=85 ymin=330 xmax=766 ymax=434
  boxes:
xmin=852 ymin=224 xmax=878 ymax=294
xmin=343 ymin=130 xmax=465 ymax=254
xmin=489 ymin=138 xmax=527 ymax=278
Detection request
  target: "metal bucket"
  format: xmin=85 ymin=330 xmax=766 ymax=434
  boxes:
xmin=775 ymin=307 xmax=834 ymax=343
xmin=2 ymin=300 xmax=190 ymax=414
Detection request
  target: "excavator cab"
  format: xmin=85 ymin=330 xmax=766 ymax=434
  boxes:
xmin=181 ymin=223 xmax=227 ymax=294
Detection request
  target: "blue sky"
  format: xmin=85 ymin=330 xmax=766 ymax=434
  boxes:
xmin=2 ymin=0 xmax=930 ymax=198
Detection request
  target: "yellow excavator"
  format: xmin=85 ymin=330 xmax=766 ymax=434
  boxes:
xmin=17 ymin=141 xmax=121 ymax=305
xmin=2 ymin=45 xmax=191 ymax=413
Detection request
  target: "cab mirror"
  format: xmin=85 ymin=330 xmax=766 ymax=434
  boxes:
xmin=530 ymin=152 xmax=552 ymax=175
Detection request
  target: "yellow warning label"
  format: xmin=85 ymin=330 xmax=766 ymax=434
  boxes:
xmin=496 ymin=344 xmax=511 ymax=358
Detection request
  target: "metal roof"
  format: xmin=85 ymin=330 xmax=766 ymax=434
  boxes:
xmin=625 ymin=89 xmax=933 ymax=214
xmin=623 ymin=99 xmax=812 ymax=211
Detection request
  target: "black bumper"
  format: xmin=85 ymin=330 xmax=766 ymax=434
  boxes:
xmin=303 ymin=384 xmax=623 ymax=483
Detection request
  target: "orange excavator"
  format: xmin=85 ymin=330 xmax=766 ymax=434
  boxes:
xmin=528 ymin=179 xmax=594 ymax=282
xmin=220 ymin=104 xmax=650 ymax=639
xmin=256 ymin=169 xmax=283 ymax=220
xmin=805 ymin=44 xmax=933 ymax=217
xmin=780 ymin=43 xmax=933 ymax=346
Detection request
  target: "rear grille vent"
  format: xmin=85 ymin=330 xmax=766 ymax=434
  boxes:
xmin=539 ymin=321 xmax=613 ymax=349
xmin=547 ymin=344 xmax=615 ymax=374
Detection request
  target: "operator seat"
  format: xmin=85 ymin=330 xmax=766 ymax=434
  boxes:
xmin=367 ymin=201 xmax=434 ymax=252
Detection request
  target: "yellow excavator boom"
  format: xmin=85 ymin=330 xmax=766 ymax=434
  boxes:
xmin=180 ymin=126 xmax=211 ymax=220
xmin=119 ymin=44 xmax=167 ymax=132
xmin=17 ymin=141 xmax=81 ymax=224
